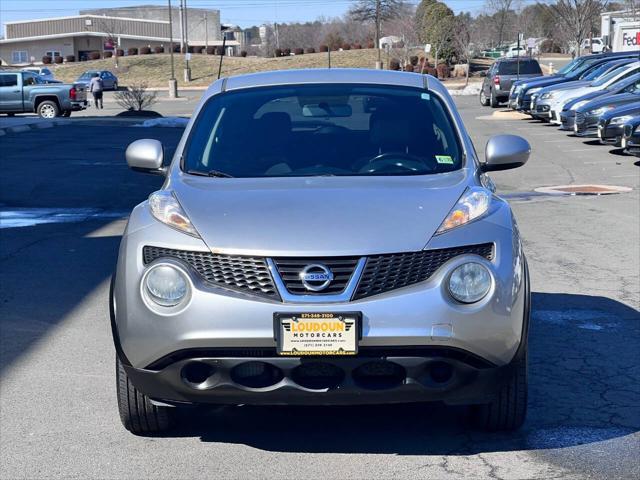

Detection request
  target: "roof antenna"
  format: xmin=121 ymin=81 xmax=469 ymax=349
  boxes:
xmin=217 ymin=34 xmax=227 ymax=79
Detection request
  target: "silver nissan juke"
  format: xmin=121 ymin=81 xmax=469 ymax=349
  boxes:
xmin=112 ymin=69 xmax=532 ymax=435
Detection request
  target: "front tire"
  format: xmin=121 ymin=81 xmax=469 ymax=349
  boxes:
xmin=471 ymin=355 xmax=528 ymax=431
xmin=37 ymin=100 xmax=59 ymax=118
xmin=116 ymin=357 xmax=174 ymax=435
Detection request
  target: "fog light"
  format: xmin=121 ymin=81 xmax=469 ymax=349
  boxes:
xmin=448 ymin=262 xmax=491 ymax=304
xmin=145 ymin=264 xmax=188 ymax=307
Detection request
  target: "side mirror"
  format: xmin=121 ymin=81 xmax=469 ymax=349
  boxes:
xmin=126 ymin=139 xmax=166 ymax=175
xmin=481 ymin=134 xmax=530 ymax=172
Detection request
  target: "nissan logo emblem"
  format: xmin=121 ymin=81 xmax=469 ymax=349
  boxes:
xmin=299 ymin=264 xmax=334 ymax=292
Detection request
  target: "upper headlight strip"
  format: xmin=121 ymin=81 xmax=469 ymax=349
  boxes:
xmin=436 ymin=187 xmax=491 ymax=235
xmin=148 ymin=190 xmax=201 ymax=238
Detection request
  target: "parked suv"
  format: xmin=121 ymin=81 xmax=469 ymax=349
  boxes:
xmin=480 ymin=58 xmax=542 ymax=107
xmin=113 ymin=69 xmax=532 ymax=435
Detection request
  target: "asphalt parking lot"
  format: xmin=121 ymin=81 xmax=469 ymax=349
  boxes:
xmin=0 ymin=95 xmax=638 ymax=479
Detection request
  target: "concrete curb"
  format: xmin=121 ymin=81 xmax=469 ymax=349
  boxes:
xmin=0 ymin=119 xmax=71 ymax=136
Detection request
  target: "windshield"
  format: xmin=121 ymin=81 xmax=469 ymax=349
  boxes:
xmin=592 ymin=64 xmax=632 ymax=87
xmin=582 ymin=61 xmax=622 ymax=81
xmin=567 ymin=58 xmax=603 ymax=79
xmin=78 ymin=72 xmax=95 ymax=80
xmin=558 ymin=57 xmax=585 ymax=75
xmin=183 ymin=84 xmax=462 ymax=178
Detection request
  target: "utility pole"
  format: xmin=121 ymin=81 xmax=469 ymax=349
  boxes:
xmin=178 ymin=0 xmax=184 ymax=52
xmin=204 ymin=13 xmax=208 ymax=50
xmin=183 ymin=0 xmax=191 ymax=82
xmin=375 ymin=0 xmax=382 ymax=69
xmin=168 ymin=0 xmax=177 ymax=98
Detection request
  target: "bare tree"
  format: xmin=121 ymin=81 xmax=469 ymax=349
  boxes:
xmin=349 ymin=0 xmax=405 ymax=64
xmin=453 ymin=13 xmax=473 ymax=86
xmin=550 ymin=0 xmax=608 ymax=57
xmin=115 ymin=83 xmax=158 ymax=111
xmin=486 ymin=0 xmax=516 ymax=46
xmin=95 ymin=17 xmax=123 ymax=68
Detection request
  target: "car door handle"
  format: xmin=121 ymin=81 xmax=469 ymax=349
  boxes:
xmin=13 ymin=90 xmax=20 ymax=93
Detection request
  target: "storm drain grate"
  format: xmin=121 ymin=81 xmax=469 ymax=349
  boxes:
xmin=534 ymin=184 xmax=633 ymax=196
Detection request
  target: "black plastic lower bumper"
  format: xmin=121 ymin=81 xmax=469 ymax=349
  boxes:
xmin=123 ymin=349 xmax=517 ymax=406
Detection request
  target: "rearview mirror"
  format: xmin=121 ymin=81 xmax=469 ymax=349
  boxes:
xmin=481 ymin=135 xmax=530 ymax=172
xmin=126 ymin=139 xmax=166 ymax=175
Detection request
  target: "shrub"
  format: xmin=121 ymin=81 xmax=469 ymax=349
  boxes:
xmin=410 ymin=55 xmax=418 ymax=66
xmin=173 ymin=44 xmax=181 ymax=53
xmin=540 ymin=39 xmax=562 ymax=54
xmin=367 ymin=42 xmax=375 ymax=49
xmin=352 ymin=43 xmax=362 ymax=49
xmin=341 ymin=44 xmax=351 ymax=50
xmin=215 ymin=46 xmax=225 ymax=55
xmin=115 ymin=82 xmax=158 ymax=111
xmin=104 ymin=51 xmax=113 ymax=58
xmin=65 ymin=55 xmax=75 ymax=63
xmin=436 ymin=63 xmax=450 ymax=79
xmin=89 ymin=51 xmax=101 ymax=60
xmin=140 ymin=47 xmax=151 ymax=55
xmin=294 ymin=48 xmax=304 ymax=55
xmin=389 ymin=58 xmax=401 ymax=71
xmin=53 ymin=56 xmax=63 ymax=64
xmin=187 ymin=46 xmax=196 ymax=53
xmin=116 ymin=49 xmax=125 ymax=57
xmin=42 ymin=56 xmax=52 ymax=64
xmin=425 ymin=66 xmax=437 ymax=76
xmin=283 ymin=48 xmax=291 ymax=56
xmin=305 ymin=47 xmax=316 ymax=54
xmin=404 ymin=64 xmax=414 ymax=72
xmin=206 ymin=46 xmax=216 ymax=55
xmin=240 ymin=50 xmax=248 ymax=57
xmin=154 ymin=46 xmax=165 ymax=54
xmin=127 ymin=48 xmax=138 ymax=56
xmin=275 ymin=48 xmax=283 ymax=57
xmin=319 ymin=45 xmax=329 ymax=52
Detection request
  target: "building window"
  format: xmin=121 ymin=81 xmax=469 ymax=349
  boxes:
xmin=46 ymin=51 xmax=61 ymax=59
xmin=11 ymin=51 xmax=28 ymax=64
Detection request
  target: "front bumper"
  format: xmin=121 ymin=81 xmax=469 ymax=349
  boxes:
xmin=575 ymin=115 xmax=599 ymax=136
xmin=598 ymin=122 xmax=625 ymax=145
xmin=623 ymin=133 xmax=640 ymax=155
xmin=121 ymin=346 xmax=522 ymax=406
xmin=560 ymin=111 xmax=575 ymax=130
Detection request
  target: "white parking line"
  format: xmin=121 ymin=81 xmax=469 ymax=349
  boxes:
xmin=544 ymin=139 xmax=575 ymax=143
xmin=568 ymin=148 xmax=601 ymax=152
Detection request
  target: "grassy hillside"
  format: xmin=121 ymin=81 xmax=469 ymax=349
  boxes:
xmin=49 ymin=49 xmax=407 ymax=88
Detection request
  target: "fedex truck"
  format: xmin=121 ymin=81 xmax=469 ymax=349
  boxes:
xmin=601 ymin=10 xmax=640 ymax=52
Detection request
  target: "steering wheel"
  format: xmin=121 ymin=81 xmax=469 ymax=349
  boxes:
xmin=358 ymin=152 xmax=433 ymax=174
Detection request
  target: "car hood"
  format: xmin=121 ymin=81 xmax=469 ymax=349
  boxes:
xmin=578 ymin=94 xmax=640 ymax=114
xmin=599 ymin=101 xmax=640 ymax=121
xmin=564 ymin=90 xmax=607 ymax=110
xmin=524 ymin=76 xmax=569 ymax=92
xmin=173 ymin=171 xmax=470 ymax=257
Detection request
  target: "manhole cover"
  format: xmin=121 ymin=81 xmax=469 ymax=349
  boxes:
xmin=534 ymin=184 xmax=632 ymax=196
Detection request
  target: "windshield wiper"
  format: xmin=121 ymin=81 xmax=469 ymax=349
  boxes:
xmin=186 ymin=169 xmax=234 ymax=178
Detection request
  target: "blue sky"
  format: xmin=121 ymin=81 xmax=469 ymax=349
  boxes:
xmin=0 ymin=0 xmax=498 ymax=28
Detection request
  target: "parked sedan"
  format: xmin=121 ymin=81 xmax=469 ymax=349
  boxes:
xmin=560 ymin=73 xmax=640 ymax=131
xmin=621 ymin=117 xmax=640 ymax=156
xmin=529 ymin=59 xmax=634 ymax=120
xmin=596 ymin=102 xmax=640 ymax=145
xmin=541 ymin=61 xmax=639 ymax=123
xmin=574 ymin=94 xmax=640 ymax=137
xmin=75 ymin=70 xmax=119 ymax=90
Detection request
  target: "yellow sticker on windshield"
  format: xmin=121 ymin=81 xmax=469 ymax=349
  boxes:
xmin=435 ymin=155 xmax=454 ymax=165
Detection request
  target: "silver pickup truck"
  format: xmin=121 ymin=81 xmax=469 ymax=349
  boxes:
xmin=0 ymin=70 xmax=87 ymax=118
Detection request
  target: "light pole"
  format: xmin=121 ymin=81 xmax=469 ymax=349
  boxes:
xmin=168 ymin=0 xmax=177 ymax=97
xmin=183 ymin=0 xmax=191 ymax=82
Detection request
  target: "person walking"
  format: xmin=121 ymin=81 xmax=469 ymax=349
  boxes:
xmin=89 ymin=73 xmax=104 ymax=109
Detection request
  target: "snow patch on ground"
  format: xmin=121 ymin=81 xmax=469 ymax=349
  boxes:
xmin=134 ymin=117 xmax=190 ymax=128
xmin=533 ymin=309 xmax=620 ymax=331
xmin=0 ymin=208 xmax=127 ymax=228
xmin=447 ymin=83 xmax=482 ymax=96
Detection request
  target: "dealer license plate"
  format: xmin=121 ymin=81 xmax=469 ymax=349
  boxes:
xmin=621 ymin=136 xmax=628 ymax=148
xmin=598 ymin=126 xmax=603 ymax=138
xmin=274 ymin=312 xmax=359 ymax=356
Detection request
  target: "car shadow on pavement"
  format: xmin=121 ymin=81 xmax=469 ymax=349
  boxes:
xmin=166 ymin=292 xmax=639 ymax=455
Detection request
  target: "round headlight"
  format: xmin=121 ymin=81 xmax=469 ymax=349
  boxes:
xmin=448 ymin=262 xmax=492 ymax=304
xmin=145 ymin=265 xmax=188 ymax=307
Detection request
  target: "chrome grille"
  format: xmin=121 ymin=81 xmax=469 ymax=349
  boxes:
xmin=142 ymin=246 xmax=279 ymax=299
xmin=575 ymin=111 xmax=585 ymax=125
xmin=353 ymin=243 xmax=494 ymax=300
xmin=272 ymin=257 xmax=360 ymax=295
